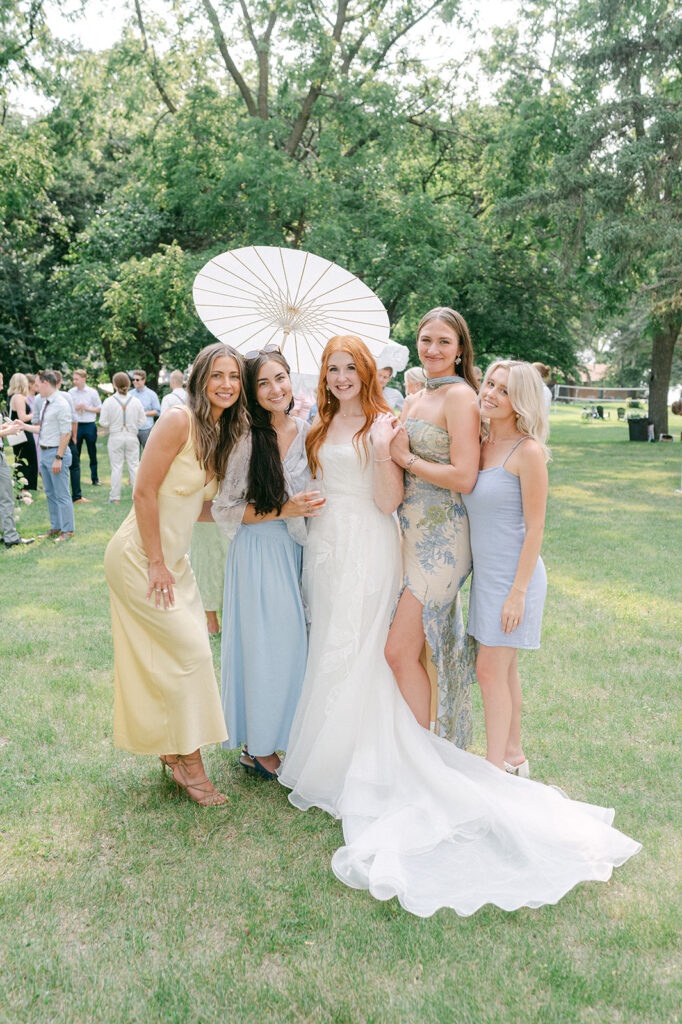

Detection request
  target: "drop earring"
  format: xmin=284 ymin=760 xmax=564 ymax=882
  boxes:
xmin=455 ymin=355 xmax=462 ymax=366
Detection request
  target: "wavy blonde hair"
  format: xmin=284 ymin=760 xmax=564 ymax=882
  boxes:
xmin=307 ymin=335 xmax=390 ymax=478
xmin=8 ymin=373 xmax=29 ymax=397
xmin=186 ymin=343 xmax=249 ymax=481
xmin=482 ymin=360 xmax=551 ymax=461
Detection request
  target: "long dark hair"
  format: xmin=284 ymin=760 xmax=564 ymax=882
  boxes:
xmin=186 ymin=343 xmax=249 ymax=482
xmin=245 ymin=351 xmax=293 ymax=516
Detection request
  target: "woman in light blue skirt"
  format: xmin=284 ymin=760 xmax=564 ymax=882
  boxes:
xmin=212 ymin=350 xmax=324 ymax=779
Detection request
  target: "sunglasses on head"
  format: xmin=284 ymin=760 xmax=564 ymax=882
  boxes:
xmin=245 ymin=344 xmax=282 ymax=361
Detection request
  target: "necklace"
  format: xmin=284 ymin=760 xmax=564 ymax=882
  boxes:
xmin=484 ymin=433 xmax=521 ymax=446
xmin=424 ymin=374 xmax=463 ymax=391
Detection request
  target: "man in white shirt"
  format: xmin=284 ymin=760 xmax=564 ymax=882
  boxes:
xmin=25 ymin=370 xmax=75 ymax=540
xmin=160 ymin=370 xmax=188 ymax=415
xmin=99 ymin=372 xmax=147 ymax=503
xmin=69 ymin=369 xmax=102 ymax=487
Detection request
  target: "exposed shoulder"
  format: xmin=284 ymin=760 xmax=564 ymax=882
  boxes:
xmin=443 ymin=381 xmax=478 ymax=410
xmin=156 ymin=404 xmax=191 ymax=442
xmin=512 ymin=437 xmax=547 ymax=474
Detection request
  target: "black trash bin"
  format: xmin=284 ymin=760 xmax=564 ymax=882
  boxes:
xmin=627 ymin=417 xmax=649 ymax=441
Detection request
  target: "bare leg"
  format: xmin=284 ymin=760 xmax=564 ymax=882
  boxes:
xmin=503 ymin=651 xmax=525 ymax=767
xmin=245 ymin=751 xmax=281 ymax=773
xmin=205 ymin=610 xmax=220 ymax=634
xmin=476 ymin=645 xmax=517 ymax=770
xmin=385 ymin=588 xmax=430 ymax=729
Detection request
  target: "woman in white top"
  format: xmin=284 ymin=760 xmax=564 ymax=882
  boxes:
xmin=99 ymin=373 xmax=147 ymax=503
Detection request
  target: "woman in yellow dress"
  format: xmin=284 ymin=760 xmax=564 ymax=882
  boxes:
xmin=104 ymin=343 xmax=248 ymax=806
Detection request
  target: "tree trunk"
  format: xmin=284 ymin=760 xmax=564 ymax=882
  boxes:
xmin=648 ymin=318 xmax=680 ymax=436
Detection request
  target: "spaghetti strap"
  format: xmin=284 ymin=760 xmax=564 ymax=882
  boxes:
xmin=501 ymin=435 xmax=532 ymax=468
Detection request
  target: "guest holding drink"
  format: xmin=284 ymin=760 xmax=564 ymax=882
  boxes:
xmin=212 ymin=348 xmax=323 ymax=779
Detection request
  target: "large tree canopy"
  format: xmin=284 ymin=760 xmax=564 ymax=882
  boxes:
xmin=0 ymin=0 xmax=678 ymax=417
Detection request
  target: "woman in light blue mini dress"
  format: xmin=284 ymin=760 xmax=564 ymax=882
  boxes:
xmin=462 ymin=360 xmax=550 ymax=780
xmin=212 ymin=350 xmax=324 ymax=779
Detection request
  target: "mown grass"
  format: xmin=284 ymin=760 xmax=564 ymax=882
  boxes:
xmin=1 ymin=408 xmax=680 ymax=1024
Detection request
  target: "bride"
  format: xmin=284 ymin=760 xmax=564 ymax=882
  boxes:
xmin=278 ymin=335 xmax=640 ymax=918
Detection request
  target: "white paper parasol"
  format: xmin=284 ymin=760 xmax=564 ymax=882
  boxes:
xmin=193 ymin=246 xmax=392 ymax=375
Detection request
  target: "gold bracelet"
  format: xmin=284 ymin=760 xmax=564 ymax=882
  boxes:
xmin=405 ymin=454 xmax=419 ymax=470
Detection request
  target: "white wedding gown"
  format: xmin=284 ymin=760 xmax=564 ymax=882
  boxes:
xmin=278 ymin=442 xmax=641 ymax=918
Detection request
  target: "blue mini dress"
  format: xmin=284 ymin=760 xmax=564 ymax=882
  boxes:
xmin=462 ymin=437 xmax=546 ymax=649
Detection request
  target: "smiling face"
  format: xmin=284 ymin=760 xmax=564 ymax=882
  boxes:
xmin=325 ymin=350 xmax=363 ymax=405
xmin=377 ymin=367 xmax=392 ymax=388
xmin=417 ymin=318 xmax=462 ymax=377
xmin=255 ymin=359 xmax=292 ymax=415
xmin=206 ymin=355 xmax=242 ymax=421
xmin=480 ymin=366 xmax=515 ymax=423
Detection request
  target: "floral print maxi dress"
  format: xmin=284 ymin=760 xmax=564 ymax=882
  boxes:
xmin=398 ymin=418 xmax=476 ymax=748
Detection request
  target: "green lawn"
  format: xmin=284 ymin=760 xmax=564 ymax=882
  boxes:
xmin=1 ymin=409 xmax=680 ymax=1024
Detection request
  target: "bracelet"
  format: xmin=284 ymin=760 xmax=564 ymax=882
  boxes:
xmin=374 ymin=456 xmax=392 ymax=463
xmin=405 ymin=454 xmax=419 ymax=470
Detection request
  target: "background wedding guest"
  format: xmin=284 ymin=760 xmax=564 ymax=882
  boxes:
xmin=160 ymin=370 xmax=188 ymax=414
xmin=26 ymin=374 xmax=40 ymax=465
xmin=37 ymin=369 xmax=83 ymax=503
xmin=99 ymin=372 xmax=147 ymax=503
xmin=69 ymin=369 xmax=102 ymax=488
xmin=532 ymin=363 xmax=553 ymax=419
xmin=403 ymin=366 xmax=427 ymax=396
xmin=0 ymin=374 xmax=34 ymax=548
xmin=472 ymin=365 xmax=483 ymax=391
xmin=7 ymin=373 xmax=38 ymax=491
xmin=25 ymin=370 xmax=75 ymax=541
xmin=131 ymin=369 xmax=161 ymax=448
xmin=377 ymin=365 xmax=405 ymax=412
xmin=189 ymin=522 xmax=231 ymax=636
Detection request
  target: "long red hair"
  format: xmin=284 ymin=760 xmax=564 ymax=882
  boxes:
xmin=307 ymin=335 xmax=391 ymax=478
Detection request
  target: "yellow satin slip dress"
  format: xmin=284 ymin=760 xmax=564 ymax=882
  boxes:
xmin=104 ymin=406 xmax=228 ymax=755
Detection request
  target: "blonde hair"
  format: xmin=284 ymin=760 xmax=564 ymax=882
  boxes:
xmin=404 ymin=366 xmax=426 ymax=386
xmin=307 ymin=335 xmax=390 ymax=478
xmin=482 ymin=360 xmax=551 ymax=461
xmin=8 ymin=373 xmax=29 ymax=397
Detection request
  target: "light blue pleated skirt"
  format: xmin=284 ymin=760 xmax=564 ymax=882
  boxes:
xmin=221 ymin=520 xmax=307 ymax=756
